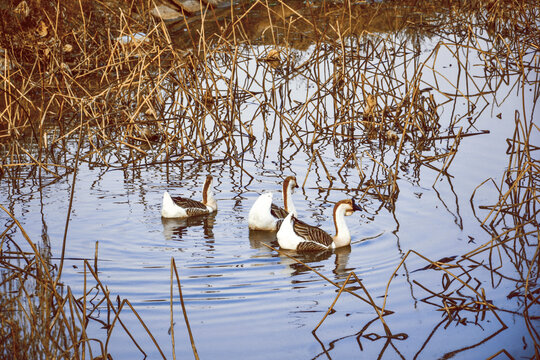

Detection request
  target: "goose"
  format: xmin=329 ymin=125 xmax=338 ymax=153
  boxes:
xmin=248 ymin=176 xmax=299 ymax=231
xmin=161 ymin=175 xmax=217 ymax=218
xmin=277 ymin=199 xmax=362 ymax=251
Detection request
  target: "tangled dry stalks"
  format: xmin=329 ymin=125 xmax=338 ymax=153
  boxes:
xmin=0 ymin=0 xmax=538 ymax=358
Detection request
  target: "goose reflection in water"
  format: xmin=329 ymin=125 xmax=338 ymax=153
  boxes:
xmin=277 ymin=246 xmax=352 ymax=279
xmin=161 ymin=212 xmax=216 ymax=241
xmin=249 ymin=229 xmax=352 ymax=280
xmin=248 ymin=229 xmax=279 ymax=250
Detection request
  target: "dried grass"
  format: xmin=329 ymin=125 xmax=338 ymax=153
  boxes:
xmin=0 ymin=0 xmax=538 ymax=358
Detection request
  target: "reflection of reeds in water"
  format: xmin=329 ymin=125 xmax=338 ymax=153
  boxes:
xmin=0 ymin=0 xmax=538 ymax=358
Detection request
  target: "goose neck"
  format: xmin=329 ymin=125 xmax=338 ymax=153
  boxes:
xmin=283 ymin=187 xmax=296 ymax=216
xmin=203 ymin=183 xmax=217 ymax=211
xmin=333 ymin=206 xmax=351 ymax=248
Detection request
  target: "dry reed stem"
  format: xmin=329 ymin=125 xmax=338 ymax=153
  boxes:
xmin=313 ymin=271 xmax=400 ymax=341
xmin=171 ymin=257 xmax=199 ymax=360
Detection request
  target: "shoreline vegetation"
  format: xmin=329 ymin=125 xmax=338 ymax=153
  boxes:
xmin=1 ymin=0 xmax=538 ymax=358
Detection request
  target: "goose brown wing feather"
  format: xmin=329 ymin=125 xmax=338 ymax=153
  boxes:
xmin=185 ymin=207 xmax=211 ymax=216
xmin=291 ymin=216 xmax=333 ymax=248
xmin=270 ymin=203 xmax=288 ymax=219
xmin=171 ymin=196 xmax=207 ymax=210
xmin=296 ymin=241 xmax=330 ymax=251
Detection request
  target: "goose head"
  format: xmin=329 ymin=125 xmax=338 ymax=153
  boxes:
xmin=283 ymin=176 xmax=298 ymax=193
xmin=341 ymin=198 xmax=362 ymax=216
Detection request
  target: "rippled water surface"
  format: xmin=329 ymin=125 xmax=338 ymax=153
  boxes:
xmin=1 ymin=9 xmax=537 ymax=359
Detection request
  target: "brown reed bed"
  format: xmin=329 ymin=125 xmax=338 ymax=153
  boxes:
xmin=1 ymin=204 xmax=199 ymax=359
xmin=1 ymin=0 xmax=538 ymax=358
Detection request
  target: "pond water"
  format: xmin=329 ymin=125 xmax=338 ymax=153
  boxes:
xmin=1 ymin=5 xmax=538 ymax=360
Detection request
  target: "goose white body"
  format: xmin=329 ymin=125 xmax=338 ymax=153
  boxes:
xmin=276 ymin=212 xmax=314 ymax=249
xmin=248 ymin=176 xmax=299 ymax=231
xmin=161 ymin=175 xmax=217 ymax=218
xmin=277 ymin=199 xmax=362 ymax=251
xmin=248 ymin=192 xmax=280 ymax=230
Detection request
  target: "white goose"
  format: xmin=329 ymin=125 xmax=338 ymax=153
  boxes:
xmin=277 ymin=199 xmax=362 ymax=251
xmin=248 ymin=176 xmax=299 ymax=231
xmin=161 ymin=175 xmax=217 ymax=218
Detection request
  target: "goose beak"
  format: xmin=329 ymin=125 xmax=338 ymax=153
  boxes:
xmin=352 ymin=199 xmax=362 ymax=212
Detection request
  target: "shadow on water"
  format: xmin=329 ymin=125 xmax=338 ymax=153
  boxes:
xmin=248 ymin=229 xmax=278 ymax=250
xmin=249 ymin=229 xmax=352 ymax=279
xmin=162 ymin=213 xmax=217 ymax=241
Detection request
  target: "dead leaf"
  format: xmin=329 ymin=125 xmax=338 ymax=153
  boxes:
xmin=149 ymin=4 xmax=183 ymax=20
xmin=365 ymin=94 xmax=377 ymax=115
xmin=385 ymin=129 xmax=399 ymax=142
xmin=14 ymin=1 xmax=30 ymax=18
xmin=266 ymin=49 xmax=281 ymax=61
xmin=257 ymin=49 xmax=281 ymax=68
xmin=37 ymin=21 xmax=48 ymax=37
xmin=171 ymin=0 xmax=202 ymax=13
xmin=144 ymin=107 xmax=157 ymax=117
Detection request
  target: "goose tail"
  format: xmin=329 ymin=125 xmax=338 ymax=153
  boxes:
xmin=161 ymin=191 xmax=175 ymax=217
